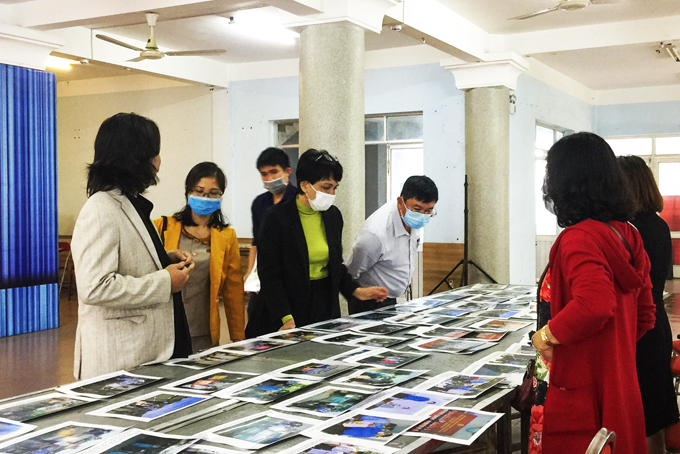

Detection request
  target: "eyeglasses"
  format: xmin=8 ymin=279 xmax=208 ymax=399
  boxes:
xmin=412 ymin=207 xmax=437 ymax=218
xmin=191 ymin=190 xmax=223 ymax=199
xmin=315 ymin=153 xmax=338 ymax=162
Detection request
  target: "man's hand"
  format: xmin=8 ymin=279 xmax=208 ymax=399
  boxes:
xmin=167 ymin=249 xmax=194 ymax=267
xmin=353 ymin=286 xmax=389 ymax=302
xmin=166 ymin=261 xmax=195 ymax=293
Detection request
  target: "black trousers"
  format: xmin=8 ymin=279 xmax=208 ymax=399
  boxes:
xmin=348 ymin=296 xmax=397 ymax=315
xmin=245 ymin=277 xmax=335 ymax=338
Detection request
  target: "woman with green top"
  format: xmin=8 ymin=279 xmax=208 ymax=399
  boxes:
xmin=245 ymin=149 xmax=388 ymax=338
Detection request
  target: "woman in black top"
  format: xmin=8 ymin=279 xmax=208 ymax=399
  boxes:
xmin=619 ymin=155 xmax=679 ymax=454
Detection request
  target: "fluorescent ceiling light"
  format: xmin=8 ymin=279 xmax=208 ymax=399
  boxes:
xmin=46 ymin=56 xmax=79 ymax=70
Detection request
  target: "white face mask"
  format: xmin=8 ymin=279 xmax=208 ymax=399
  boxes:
xmin=307 ymin=184 xmax=335 ymax=211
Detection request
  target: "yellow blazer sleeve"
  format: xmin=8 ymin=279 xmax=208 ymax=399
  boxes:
xmin=221 ymin=230 xmax=245 ymax=341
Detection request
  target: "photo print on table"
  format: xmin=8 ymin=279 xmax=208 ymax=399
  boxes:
xmin=409 ymin=338 xmax=488 ymax=354
xmin=260 ymin=329 xmax=327 ymax=342
xmin=347 ymin=335 xmax=407 ymax=349
xmin=301 ymin=411 xmax=418 ymax=448
xmin=0 ymin=418 xmax=35 ymax=443
xmin=178 ymin=444 xmax=247 ymax=454
xmin=485 ymin=352 xmax=534 ymax=367
xmin=198 ymin=411 xmax=319 ymax=450
xmin=271 ymin=386 xmax=378 ymax=417
xmin=0 ymin=393 xmax=97 ymax=422
xmin=326 ymin=348 xmax=376 ymax=363
xmin=159 ymin=369 xmax=259 ymax=394
xmin=342 ymin=348 xmax=428 ymax=369
xmin=84 ymin=429 xmax=197 ymax=454
xmin=312 ymin=332 xmax=372 ymax=345
xmin=270 ymin=359 xmax=357 ymax=381
xmin=0 ymin=421 xmax=123 ymax=453
xmin=363 ymin=388 xmax=455 ymax=418
xmin=349 ymin=322 xmax=410 ymax=336
xmin=305 ymin=318 xmax=374 ymax=332
xmin=280 ymin=438 xmax=397 ymax=454
xmin=214 ymin=375 xmax=316 ymax=404
xmin=164 ymin=350 xmax=245 ymax=370
xmin=331 ymin=368 xmax=428 ymax=390
xmin=88 ymin=391 xmax=209 ymax=422
xmin=216 ymin=338 xmax=296 ymax=355
xmin=469 ymin=309 xmax=519 ymax=320
xmin=57 ymin=370 xmax=162 ymax=399
xmin=405 ymin=407 xmax=503 ymax=446
xmin=416 ymin=372 xmax=505 ymax=398
xmin=469 ymin=319 xmax=532 ymax=332
xmin=426 ymin=307 xmax=471 ymax=317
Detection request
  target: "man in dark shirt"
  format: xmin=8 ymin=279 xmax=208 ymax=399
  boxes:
xmin=244 ymin=147 xmax=296 ymax=282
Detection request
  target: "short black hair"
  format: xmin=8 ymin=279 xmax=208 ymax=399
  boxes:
xmin=87 ymin=112 xmax=160 ymax=197
xmin=546 ymin=131 xmax=632 ymax=227
xmin=295 ymin=149 xmax=343 ymax=194
xmin=173 ymin=161 xmax=229 ymax=230
xmin=400 ymin=176 xmax=438 ymax=203
xmin=256 ymin=147 xmax=290 ymax=171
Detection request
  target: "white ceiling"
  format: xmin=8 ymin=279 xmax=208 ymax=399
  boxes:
xmin=6 ymin=0 xmax=680 ymax=91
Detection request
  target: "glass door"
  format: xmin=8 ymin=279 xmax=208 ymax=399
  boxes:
xmin=657 ymin=161 xmax=680 ymax=277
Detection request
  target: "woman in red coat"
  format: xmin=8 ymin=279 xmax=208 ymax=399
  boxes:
xmin=532 ymin=132 xmax=656 ymax=454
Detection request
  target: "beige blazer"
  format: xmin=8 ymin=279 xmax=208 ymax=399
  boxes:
xmin=71 ymin=190 xmax=173 ymax=379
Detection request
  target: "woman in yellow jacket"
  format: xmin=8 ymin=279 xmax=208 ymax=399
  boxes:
xmin=154 ymin=162 xmax=244 ymax=352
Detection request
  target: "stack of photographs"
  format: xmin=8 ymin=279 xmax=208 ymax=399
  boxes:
xmin=280 ymin=438 xmax=398 ymax=454
xmin=84 ymin=429 xmax=197 ymax=454
xmin=330 ymin=368 xmax=427 ymax=390
xmin=0 ymin=418 xmax=35 ymax=443
xmin=159 ymin=369 xmax=259 ymax=394
xmin=405 ymin=407 xmax=503 ymax=446
xmin=361 ymin=388 xmax=455 ymax=418
xmin=164 ymin=350 xmax=246 ymax=370
xmin=415 ymin=372 xmax=505 ymax=398
xmin=198 ymin=411 xmax=318 ymax=450
xmin=214 ymin=375 xmax=317 ymax=404
xmin=301 ymin=410 xmax=419 ymax=448
xmin=271 ymin=386 xmax=378 ymax=417
xmin=340 ymin=348 xmax=428 ymax=369
xmin=269 ymin=359 xmax=357 ymax=381
xmin=0 ymin=421 xmax=123 ymax=453
xmin=57 ymin=370 xmax=162 ymax=398
xmin=87 ymin=391 xmax=210 ymax=422
xmin=0 ymin=393 xmax=97 ymax=422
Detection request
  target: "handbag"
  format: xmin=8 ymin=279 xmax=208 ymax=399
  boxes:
xmin=511 ymin=263 xmax=549 ymax=413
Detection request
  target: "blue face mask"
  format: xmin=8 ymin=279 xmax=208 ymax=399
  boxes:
xmin=188 ymin=195 xmax=221 ymax=216
xmin=403 ymin=208 xmax=431 ymax=229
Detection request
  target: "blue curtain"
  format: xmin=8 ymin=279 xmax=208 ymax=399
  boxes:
xmin=0 ymin=63 xmax=59 ymax=337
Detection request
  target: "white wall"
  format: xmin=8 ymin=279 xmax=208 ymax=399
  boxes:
xmin=57 ymin=81 xmax=215 ymax=235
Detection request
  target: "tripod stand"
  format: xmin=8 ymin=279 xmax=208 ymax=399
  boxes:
xmin=428 ymin=175 xmax=496 ymax=295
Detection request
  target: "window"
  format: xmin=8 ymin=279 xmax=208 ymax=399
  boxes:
xmin=535 ymin=125 xmax=564 ymax=236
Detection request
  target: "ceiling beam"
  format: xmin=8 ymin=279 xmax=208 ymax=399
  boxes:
xmin=261 ymin=0 xmax=323 ymax=16
xmin=496 ymin=15 xmax=680 ymax=55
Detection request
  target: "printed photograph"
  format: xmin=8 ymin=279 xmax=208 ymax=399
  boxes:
xmin=412 ymin=326 xmax=471 ymax=339
xmin=272 ymin=386 xmax=376 ymax=417
xmin=218 ymin=339 xmax=293 ymax=355
xmin=313 ymin=333 xmax=371 ymax=345
xmin=469 ymin=319 xmax=532 ymax=332
xmin=164 ymin=351 xmax=244 ymax=370
xmin=348 ymin=349 xmax=427 ymax=369
xmin=58 ymin=371 xmax=161 ymax=398
xmin=327 ymin=348 xmax=374 ymax=363
xmin=0 ymin=418 xmax=35 ymax=443
xmin=179 ymin=444 xmax=246 ymax=454
xmin=312 ymin=412 xmax=416 ymax=446
xmin=460 ymin=331 xmax=506 ymax=342
xmin=0 ymin=393 xmax=95 ymax=422
xmin=264 ymin=329 xmax=326 ymax=342
xmin=89 ymin=391 xmax=208 ymax=421
xmin=409 ymin=338 xmax=485 ymax=354
xmin=89 ymin=430 xmax=196 ymax=454
xmin=469 ymin=363 xmax=525 ymax=377
xmin=348 ymin=335 xmax=406 ymax=349
xmin=273 ymin=360 xmax=356 ymax=380
xmin=0 ymin=421 xmax=122 ymax=454
xmin=281 ymin=439 xmax=397 ymax=454
xmin=332 ymin=368 xmax=427 ymax=389
xmin=488 ymin=353 xmax=534 ymax=366
xmin=406 ymin=408 xmax=502 ymax=445
xmin=222 ymin=377 xmax=315 ymax=404
xmin=306 ymin=318 xmax=371 ymax=331
xmin=200 ymin=411 xmax=318 ymax=450
xmin=423 ymin=373 xmax=504 ymax=398
xmin=427 ymin=308 xmax=470 ymax=317
xmin=351 ymin=323 xmax=409 ymax=335
xmin=470 ymin=309 xmax=519 ymax=320
xmin=364 ymin=389 xmax=454 ymax=417
xmin=161 ymin=369 xmax=258 ymax=394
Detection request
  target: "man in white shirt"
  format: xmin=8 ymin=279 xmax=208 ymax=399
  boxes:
xmin=345 ymin=176 xmax=438 ymax=314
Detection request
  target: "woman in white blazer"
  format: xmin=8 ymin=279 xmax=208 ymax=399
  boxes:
xmin=71 ymin=113 xmax=195 ymax=380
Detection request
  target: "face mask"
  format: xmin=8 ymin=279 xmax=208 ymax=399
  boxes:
xmin=307 ymin=185 xmax=335 ymax=211
xmin=263 ymin=177 xmax=287 ymax=194
xmin=542 ymin=178 xmax=556 ymax=215
xmin=188 ymin=195 xmax=221 ymax=216
xmin=403 ymin=208 xmax=431 ymax=229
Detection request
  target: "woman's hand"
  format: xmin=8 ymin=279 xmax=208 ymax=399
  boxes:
xmin=532 ymin=324 xmax=558 ymax=363
xmin=353 ymin=286 xmax=389 ymax=302
xmin=279 ymin=318 xmax=296 ymax=331
xmin=168 ymin=249 xmax=194 ymax=267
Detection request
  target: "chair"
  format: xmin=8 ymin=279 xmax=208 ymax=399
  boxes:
xmin=58 ymin=241 xmax=75 ymax=300
xmin=584 ymin=428 xmax=616 ymax=454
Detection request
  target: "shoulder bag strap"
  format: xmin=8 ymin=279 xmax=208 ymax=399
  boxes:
xmin=606 ymin=222 xmax=635 ymax=267
xmin=161 ymin=215 xmax=168 ymax=244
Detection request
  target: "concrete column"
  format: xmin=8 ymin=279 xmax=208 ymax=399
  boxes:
xmin=299 ymin=22 xmax=365 ymax=253
xmin=465 ymin=87 xmax=510 ymax=283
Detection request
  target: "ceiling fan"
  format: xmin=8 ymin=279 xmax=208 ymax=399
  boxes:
xmin=96 ymin=13 xmax=226 ymax=62
xmin=509 ymin=0 xmax=616 ymax=20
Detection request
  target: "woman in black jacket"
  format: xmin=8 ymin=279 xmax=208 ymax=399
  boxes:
xmin=246 ymin=149 xmax=387 ymax=337
xmin=618 ymin=155 xmax=679 ymax=454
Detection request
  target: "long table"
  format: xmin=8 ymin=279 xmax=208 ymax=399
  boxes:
xmin=0 ymin=303 xmax=534 ymax=454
